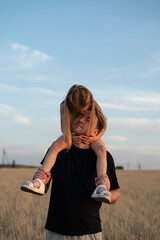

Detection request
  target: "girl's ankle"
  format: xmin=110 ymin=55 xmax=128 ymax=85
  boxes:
xmin=33 ymin=179 xmax=41 ymax=188
xmin=97 ymin=185 xmax=107 ymax=194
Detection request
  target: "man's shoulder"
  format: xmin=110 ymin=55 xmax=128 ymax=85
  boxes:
xmin=106 ymin=151 xmax=116 ymax=169
xmin=107 ymin=151 xmax=114 ymax=161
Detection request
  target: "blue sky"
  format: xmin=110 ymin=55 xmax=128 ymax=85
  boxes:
xmin=0 ymin=0 xmax=160 ymax=169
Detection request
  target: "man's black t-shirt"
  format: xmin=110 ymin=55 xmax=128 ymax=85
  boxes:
xmin=42 ymin=145 xmax=120 ymax=236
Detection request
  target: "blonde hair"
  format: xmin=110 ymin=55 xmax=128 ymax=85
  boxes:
xmin=94 ymin=100 xmax=107 ymax=133
xmin=60 ymin=84 xmax=96 ymax=149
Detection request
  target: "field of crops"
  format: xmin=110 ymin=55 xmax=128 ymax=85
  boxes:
xmin=0 ymin=168 xmax=159 ymax=240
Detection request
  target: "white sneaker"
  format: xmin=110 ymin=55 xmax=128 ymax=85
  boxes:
xmin=20 ymin=178 xmax=45 ymax=195
xmin=91 ymin=184 xmax=112 ymax=204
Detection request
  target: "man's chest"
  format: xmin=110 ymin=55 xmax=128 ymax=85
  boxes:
xmin=53 ymin=149 xmax=97 ymax=181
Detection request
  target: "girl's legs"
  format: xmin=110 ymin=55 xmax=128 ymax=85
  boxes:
xmin=90 ymin=139 xmax=112 ymax=203
xmin=21 ymin=136 xmax=68 ymax=193
xmin=90 ymin=138 xmax=107 ymax=178
xmin=33 ymin=135 xmax=68 ymax=188
xmin=42 ymin=136 xmax=68 ymax=172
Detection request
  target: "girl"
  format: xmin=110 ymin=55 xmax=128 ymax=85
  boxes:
xmin=21 ymin=85 xmax=112 ymax=204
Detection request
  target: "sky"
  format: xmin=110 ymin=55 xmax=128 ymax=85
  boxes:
xmin=0 ymin=0 xmax=160 ymax=169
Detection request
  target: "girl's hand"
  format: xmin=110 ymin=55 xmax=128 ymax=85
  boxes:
xmin=81 ymin=135 xmax=90 ymax=144
xmin=81 ymin=135 xmax=99 ymax=144
xmin=33 ymin=167 xmax=51 ymax=184
xmin=105 ymin=175 xmax=111 ymax=191
xmin=72 ymin=133 xmax=100 ymax=145
xmin=72 ymin=133 xmax=82 ymax=144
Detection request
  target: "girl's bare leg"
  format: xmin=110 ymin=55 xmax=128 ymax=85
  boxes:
xmin=90 ymin=139 xmax=112 ymax=203
xmin=90 ymin=138 xmax=107 ymax=177
xmin=42 ymin=135 xmax=68 ymax=172
xmin=90 ymin=138 xmax=112 ymax=203
xmin=34 ymin=135 xmax=68 ymax=187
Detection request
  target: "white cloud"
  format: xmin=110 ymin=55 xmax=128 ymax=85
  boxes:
xmin=11 ymin=43 xmax=52 ymax=61
xmin=107 ymin=144 xmax=160 ymax=156
xmin=32 ymin=50 xmax=51 ymax=60
xmin=135 ymin=50 xmax=160 ymax=79
xmin=136 ymin=145 xmax=160 ymax=156
xmin=110 ymin=117 xmax=160 ymax=132
xmin=136 ymin=67 xmax=160 ymax=78
xmin=0 ymin=43 xmax=53 ymax=71
xmin=108 ymin=135 xmax=126 ymax=142
xmin=0 ymin=83 xmax=63 ymax=97
xmin=99 ymin=102 xmax=129 ymax=110
xmin=99 ymin=102 xmax=139 ymax=111
xmin=107 ymin=144 xmax=121 ymax=151
xmin=0 ymin=104 xmax=32 ymax=125
xmin=92 ymin=88 xmax=160 ymax=112
xmin=14 ymin=115 xmax=32 ymax=125
xmin=0 ymin=104 xmax=15 ymax=115
xmin=30 ymin=87 xmax=62 ymax=96
xmin=99 ymin=101 xmax=159 ymax=112
xmin=128 ymin=96 xmax=160 ymax=104
xmin=0 ymin=83 xmax=21 ymax=91
xmin=93 ymin=86 xmax=160 ymax=102
xmin=12 ymin=43 xmax=29 ymax=51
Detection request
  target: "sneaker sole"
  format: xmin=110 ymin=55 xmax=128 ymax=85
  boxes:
xmin=20 ymin=186 xmax=44 ymax=195
xmin=91 ymin=196 xmax=111 ymax=204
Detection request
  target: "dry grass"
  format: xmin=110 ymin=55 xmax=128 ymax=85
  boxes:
xmin=101 ymin=170 xmax=160 ymax=240
xmin=0 ymin=168 xmax=160 ymax=240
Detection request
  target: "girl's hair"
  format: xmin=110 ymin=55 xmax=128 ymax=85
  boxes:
xmin=60 ymin=84 xmax=96 ymax=149
xmin=94 ymin=100 xmax=107 ymax=133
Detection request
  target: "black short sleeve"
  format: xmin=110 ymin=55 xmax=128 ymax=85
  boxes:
xmin=107 ymin=151 xmax=120 ymax=190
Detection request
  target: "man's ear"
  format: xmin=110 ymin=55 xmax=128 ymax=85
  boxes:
xmin=93 ymin=129 xmax=99 ymax=136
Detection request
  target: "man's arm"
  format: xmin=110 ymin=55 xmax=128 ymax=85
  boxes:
xmin=110 ymin=189 xmax=120 ymax=204
xmin=33 ymin=167 xmax=51 ymax=193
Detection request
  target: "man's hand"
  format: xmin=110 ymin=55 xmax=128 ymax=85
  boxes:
xmin=33 ymin=167 xmax=51 ymax=184
xmin=105 ymin=175 xmax=111 ymax=191
xmin=95 ymin=174 xmax=111 ymax=191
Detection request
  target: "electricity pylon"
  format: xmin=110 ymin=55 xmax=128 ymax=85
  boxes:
xmin=2 ymin=148 xmax=9 ymax=164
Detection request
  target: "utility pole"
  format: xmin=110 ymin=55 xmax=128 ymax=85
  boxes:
xmin=2 ymin=148 xmax=9 ymax=164
xmin=138 ymin=163 xmax=141 ymax=170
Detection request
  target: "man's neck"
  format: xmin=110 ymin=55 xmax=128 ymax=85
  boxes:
xmin=72 ymin=141 xmax=90 ymax=149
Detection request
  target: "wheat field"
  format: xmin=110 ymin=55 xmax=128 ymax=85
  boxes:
xmin=0 ymin=168 xmax=160 ymax=240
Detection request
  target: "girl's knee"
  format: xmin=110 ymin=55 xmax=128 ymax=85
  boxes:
xmin=50 ymin=138 xmax=67 ymax=153
xmin=50 ymin=141 xmax=62 ymax=153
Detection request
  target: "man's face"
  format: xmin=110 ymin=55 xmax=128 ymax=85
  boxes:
xmin=71 ymin=110 xmax=98 ymax=136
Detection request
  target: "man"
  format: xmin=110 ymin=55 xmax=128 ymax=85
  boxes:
xmin=39 ymin=105 xmax=120 ymax=240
